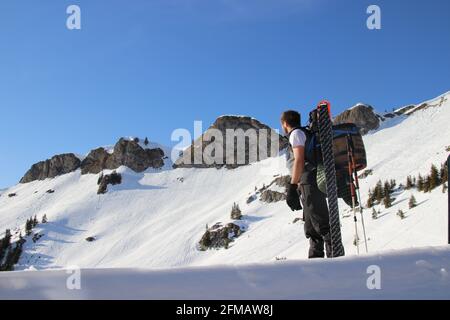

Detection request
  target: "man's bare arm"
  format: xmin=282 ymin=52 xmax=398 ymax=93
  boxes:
xmin=291 ymin=146 xmax=305 ymax=185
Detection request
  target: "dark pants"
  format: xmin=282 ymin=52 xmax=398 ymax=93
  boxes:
xmin=300 ymin=168 xmax=332 ymax=258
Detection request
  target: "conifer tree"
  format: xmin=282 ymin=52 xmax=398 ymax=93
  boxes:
xmin=144 ymin=137 xmax=149 ymax=146
xmin=406 ymin=176 xmax=413 ymax=189
xmin=25 ymin=219 xmax=32 ymax=236
xmin=417 ymin=174 xmax=424 ymax=192
xmin=383 ymin=192 xmax=392 ymax=208
xmin=423 ymin=176 xmax=430 ymax=193
xmin=429 ymin=164 xmax=440 ymax=190
xmin=440 ymin=162 xmax=448 ymax=184
xmin=389 ymin=179 xmax=397 ymax=191
xmin=33 ymin=215 xmax=38 ymax=228
xmin=42 ymin=214 xmax=48 ymax=224
xmin=408 ymin=195 xmax=417 ymax=209
xmin=374 ymin=180 xmax=383 ymax=203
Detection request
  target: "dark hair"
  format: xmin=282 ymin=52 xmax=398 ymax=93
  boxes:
xmin=280 ymin=110 xmax=301 ymax=128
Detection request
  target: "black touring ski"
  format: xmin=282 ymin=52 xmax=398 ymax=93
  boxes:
xmin=317 ymin=101 xmax=345 ymax=258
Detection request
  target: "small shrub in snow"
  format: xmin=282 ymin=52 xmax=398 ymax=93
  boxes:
xmin=230 ymin=203 xmax=242 ymax=220
xmin=371 ymin=207 xmax=378 ymax=220
xmin=397 ymin=209 xmax=406 ymax=219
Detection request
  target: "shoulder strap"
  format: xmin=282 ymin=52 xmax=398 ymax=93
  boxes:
xmin=287 ymin=127 xmax=303 ymax=138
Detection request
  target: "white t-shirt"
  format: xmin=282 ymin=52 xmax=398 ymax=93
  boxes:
xmin=289 ymin=129 xmax=306 ymax=148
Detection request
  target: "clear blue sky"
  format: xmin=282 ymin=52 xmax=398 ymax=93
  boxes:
xmin=1 ymin=0 xmax=449 ymax=187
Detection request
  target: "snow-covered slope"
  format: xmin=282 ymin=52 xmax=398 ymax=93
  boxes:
xmin=0 ymin=92 xmax=449 ymax=272
xmin=1 ymin=246 xmax=449 ymax=299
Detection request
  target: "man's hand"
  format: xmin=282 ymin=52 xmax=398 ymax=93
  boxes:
xmin=286 ymin=184 xmax=302 ymax=211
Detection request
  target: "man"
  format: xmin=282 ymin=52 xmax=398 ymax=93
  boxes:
xmin=281 ymin=110 xmax=332 ymax=258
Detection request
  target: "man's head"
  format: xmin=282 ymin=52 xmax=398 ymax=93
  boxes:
xmin=280 ymin=110 xmax=301 ymax=134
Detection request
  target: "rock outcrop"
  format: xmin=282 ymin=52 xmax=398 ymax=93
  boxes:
xmin=174 ymin=116 xmax=289 ymax=169
xmin=80 ymin=147 xmax=110 ymax=175
xmin=260 ymin=190 xmax=286 ymax=203
xmin=334 ymin=104 xmax=381 ymax=135
xmin=81 ymin=138 xmax=164 ymax=175
xmin=259 ymin=175 xmax=290 ymax=203
xmin=107 ymin=138 xmax=164 ymax=173
xmin=20 ymin=154 xmax=81 ymax=184
xmin=97 ymin=171 xmax=122 ymax=194
xmin=198 ymin=222 xmax=243 ymax=251
xmin=20 ymin=138 xmax=166 ymax=183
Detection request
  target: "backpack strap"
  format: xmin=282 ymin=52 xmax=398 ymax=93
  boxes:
xmin=287 ymin=127 xmax=303 ymax=139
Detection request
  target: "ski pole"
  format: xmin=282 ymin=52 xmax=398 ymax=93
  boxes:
xmin=447 ymin=155 xmax=449 ymax=245
xmin=354 ymin=173 xmax=369 ymax=253
xmin=346 ymin=135 xmax=360 ymax=254
xmin=348 ymin=136 xmax=369 ymax=253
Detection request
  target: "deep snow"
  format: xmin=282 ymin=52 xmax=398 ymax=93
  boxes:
xmin=0 ymin=246 xmax=449 ymax=299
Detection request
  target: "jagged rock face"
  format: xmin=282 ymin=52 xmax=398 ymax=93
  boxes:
xmin=333 ymin=104 xmax=381 ymax=135
xmin=21 ymin=138 xmax=166 ymax=183
xmin=20 ymin=154 xmax=81 ymax=184
xmin=259 ymin=175 xmax=290 ymax=203
xmin=198 ymin=223 xmax=243 ymax=251
xmin=97 ymin=171 xmax=122 ymax=194
xmin=174 ymin=116 xmax=289 ymax=169
xmin=109 ymin=138 xmax=164 ymax=172
xmin=81 ymin=139 xmax=165 ymax=174
xmin=260 ymin=190 xmax=286 ymax=203
xmin=80 ymin=147 xmax=110 ymax=175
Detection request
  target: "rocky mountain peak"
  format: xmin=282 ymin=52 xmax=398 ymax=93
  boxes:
xmin=173 ymin=115 xmax=289 ymax=169
xmin=20 ymin=154 xmax=82 ymax=184
xmin=333 ymin=104 xmax=381 ymax=135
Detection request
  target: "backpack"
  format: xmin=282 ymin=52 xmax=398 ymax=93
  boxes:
xmin=287 ymin=108 xmax=367 ymax=207
xmin=288 ymin=109 xmax=367 ymax=173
